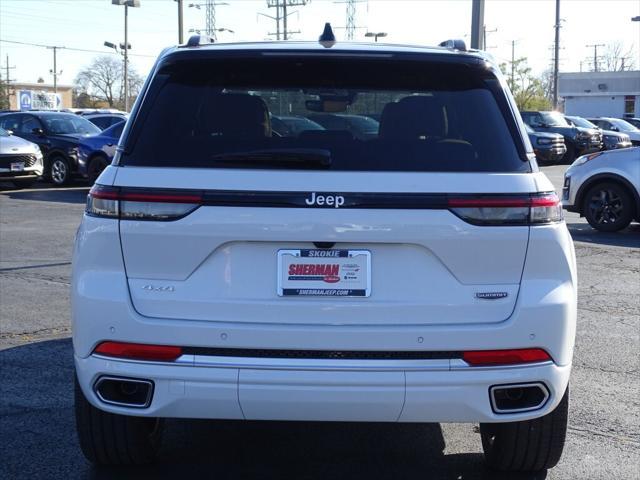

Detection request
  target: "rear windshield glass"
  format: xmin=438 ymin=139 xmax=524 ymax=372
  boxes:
xmin=122 ymin=56 xmax=527 ymax=172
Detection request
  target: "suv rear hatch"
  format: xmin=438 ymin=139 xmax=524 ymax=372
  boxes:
xmin=107 ymin=49 xmax=546 ymax=326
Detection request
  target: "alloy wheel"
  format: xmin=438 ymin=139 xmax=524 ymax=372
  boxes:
xmin=51 ymin=159 xmax=68 ymax=184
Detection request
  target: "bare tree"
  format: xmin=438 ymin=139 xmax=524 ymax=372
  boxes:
xmin=602 ymin=42 xmax=636 ymax=72
xmin=74 ymin=55 xmax=144 ymax=109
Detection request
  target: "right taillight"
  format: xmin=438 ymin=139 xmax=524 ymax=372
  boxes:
xmin=87 ymin=185 xmax=202 ymax=221
xmin=448 ymin=192 xmax=562 ymax=226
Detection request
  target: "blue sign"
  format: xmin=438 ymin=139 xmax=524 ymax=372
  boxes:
xmin=19 ymin=90 xmax=32 ymax=111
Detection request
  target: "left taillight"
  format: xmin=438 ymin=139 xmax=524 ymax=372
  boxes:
xmin=447 ymin=192 xmax=563 ymax=226
xmin=86 ymin=185 xmax=202 ymax=221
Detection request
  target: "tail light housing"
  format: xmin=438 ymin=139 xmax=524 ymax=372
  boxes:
xmin=94 ymin=341 xmax=183 ymax=361
xmin=87 ymin=185 xmax=202 ymax=221
xmin=463 ymin=348 xmax=552 ymax=366
xmin=448 ymin=192 xmax=562 ymax=226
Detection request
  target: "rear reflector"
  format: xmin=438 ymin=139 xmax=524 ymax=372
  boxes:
xmin=94 ymin=341 xmax=183 ymax=361
xmin=448 ymin=192 xmax=562 ymax=225
xmin=462 ymin=348 xmax=552 ymax=366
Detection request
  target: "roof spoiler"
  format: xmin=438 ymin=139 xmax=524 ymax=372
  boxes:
xmin=438 ymin=39 xmax=467 ymax=51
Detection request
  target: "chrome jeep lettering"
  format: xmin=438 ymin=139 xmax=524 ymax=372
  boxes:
xmin=304 ymin=192 xmax=345 ymax=208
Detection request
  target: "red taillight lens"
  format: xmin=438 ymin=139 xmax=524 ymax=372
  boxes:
xmin=462 ymin=348 xmax=552 ymax=366
xmin=87 ymin=185 xmax=202 ymax=220
xmin=448 ymin=193 xmax=562 ymax=225
xmin=94 ymin=341 xmax=183 ymax=361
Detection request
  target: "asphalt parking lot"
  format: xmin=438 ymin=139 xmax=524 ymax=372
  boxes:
xmin=1 ymin=166 xmax=638 ymax=480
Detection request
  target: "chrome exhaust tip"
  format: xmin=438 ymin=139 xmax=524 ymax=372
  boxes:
xmin=94 ymin=376 xmax=154 ymax=408
xmin=490 ymin=382 xmax=550 ymax=414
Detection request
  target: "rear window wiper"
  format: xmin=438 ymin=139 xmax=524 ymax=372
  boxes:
xmin=210 ymin=148 xmax=332 ymax=169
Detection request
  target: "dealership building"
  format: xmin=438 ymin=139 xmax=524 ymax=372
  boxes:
xmin=559 ymin=71 xmax=640 ymax=118
xmin=7 ymin=82 xmax=73 ymax=111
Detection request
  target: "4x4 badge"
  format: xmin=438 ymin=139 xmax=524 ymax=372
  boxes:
xmin=475 ymin=292 xmax=508 ymax=300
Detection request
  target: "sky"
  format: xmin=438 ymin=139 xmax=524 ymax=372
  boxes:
xmin=0 ymin=0 xmax=639 ymax=86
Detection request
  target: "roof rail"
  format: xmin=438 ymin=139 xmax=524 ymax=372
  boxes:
xmin=185 ymin=34 xmax=216 ymax=47
xmin=438 ymin=39 xmax=467 ymax=51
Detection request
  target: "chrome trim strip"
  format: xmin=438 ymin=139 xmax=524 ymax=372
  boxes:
xmin=489 ymin=382 xmax=550 ymax=414
xmin=93 ymin=354 xmax=554 ymax=372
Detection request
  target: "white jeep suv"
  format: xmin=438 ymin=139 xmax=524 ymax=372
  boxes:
xmin=72 ymin=34 xmax=577 ymax=472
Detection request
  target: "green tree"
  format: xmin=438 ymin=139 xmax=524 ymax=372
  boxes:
xmin=501 ymin=57 xmax=552 ymax=111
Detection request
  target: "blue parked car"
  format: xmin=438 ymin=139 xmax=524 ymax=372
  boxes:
xmin=77 ymin=121 xmax=124 ymax=183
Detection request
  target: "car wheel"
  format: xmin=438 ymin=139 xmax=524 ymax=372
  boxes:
xmin=74 ymin=375 xmax=163 ymax=465
xmin=11 ymin=179 xmax=37 ymax=189
xmin=583 ymin=182 xmax=634 ymax=232
xmin=48 ymin=156 xmax=71 ymax=186
xmin=480 ymin=386 xmax=568 ymax=473
xmin=88 ymin=155 xmax=110 ymax=184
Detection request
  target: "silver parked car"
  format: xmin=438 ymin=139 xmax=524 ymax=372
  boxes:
xmin=0 ymin=127 xmax=44 ymax=189
xmin=563 ymin=147 xmax=640 ymax=231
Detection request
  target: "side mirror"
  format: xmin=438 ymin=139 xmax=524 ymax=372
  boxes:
xmin=5 ymin=129 xmax=13 ymax=136
xmin=32 ymin=128 xmax=45 ymax=136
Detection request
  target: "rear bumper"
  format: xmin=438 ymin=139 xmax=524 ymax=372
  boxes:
xmin=75 ymin=353 xmax=570 ymax=423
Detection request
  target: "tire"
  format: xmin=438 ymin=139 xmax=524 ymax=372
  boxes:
xmin=74 ymin=376 xmax=163 ymax=465
xmin=87 ymin=154 xmax=110 ymax=184
xmin=47 ymin=155 xmax=71 ymax=186
xmin=480 ymin=386 xmax=568 ymax=473
xmin=583 ymin=182 xmax=634 ymax=232
xmin=11 ymin=178 xmax=37 ymax=189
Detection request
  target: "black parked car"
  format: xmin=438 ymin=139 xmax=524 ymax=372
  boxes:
xmin=565 ymin=116 xmax=631 ymax=151
xmin=524 ymin=124 xmax=566 ymax=165
xmin=521 ymin=110 xmax=602 ymax=162
xmin=0 ymin=111 xmax=101 ymax=185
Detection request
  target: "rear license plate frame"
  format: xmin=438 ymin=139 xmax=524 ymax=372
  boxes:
xmin=277 ymin=249 xmax=371 ymax=297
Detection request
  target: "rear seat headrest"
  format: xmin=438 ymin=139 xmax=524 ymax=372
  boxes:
xmin=200 ymin=93 xmax=271 ymax=139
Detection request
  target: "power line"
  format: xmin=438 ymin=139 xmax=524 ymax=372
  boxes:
xmin=0 ymin=39 xmax=156 ymax=58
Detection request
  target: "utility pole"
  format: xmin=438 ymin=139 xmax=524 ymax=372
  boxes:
xmin=261 ymin=1 xmax=308 ymax=40
xmin=112 ymin=1 xmax=141 ymax=112
xmin=552 ymin=0 xmax=560 ymax=109
xmin=483 ymin=26 xmax=497 ymax=50
xmin=46 ymin=46 xmax=63 ymax=94
xmin=2 ymin=56 xmax=15 ymax=110
xmin=124 ymin=4 xmax=129 ymax=111
xmin=511 ymin=40 xmax=516 ymax=88
xmin=586 ymin=43 xmax=605 ymax=72
xmin=470 ymin=0 xmax=485 ymax=49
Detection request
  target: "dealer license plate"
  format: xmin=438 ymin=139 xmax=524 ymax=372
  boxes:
xmin=10 ymin=162 xmax=24 ymax=172
xmin=277 ymin=249 xmax=371 ymax=297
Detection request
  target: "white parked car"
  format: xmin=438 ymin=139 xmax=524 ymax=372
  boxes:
xmin=72 ymin=32 xmax=577 ymax=473
xmin=0 ymin=127 xmax=43 ymax=188
xmin=563 ymin=147 xmax=640 ymax=231
xmin=587 ymin=117 xmax=640 ymax=146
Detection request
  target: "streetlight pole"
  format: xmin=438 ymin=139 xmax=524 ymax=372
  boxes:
xmin=176 ymin=0 xmax=184 ymax=43
xmin=365 ymin=31 xmax=387 ymax=42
